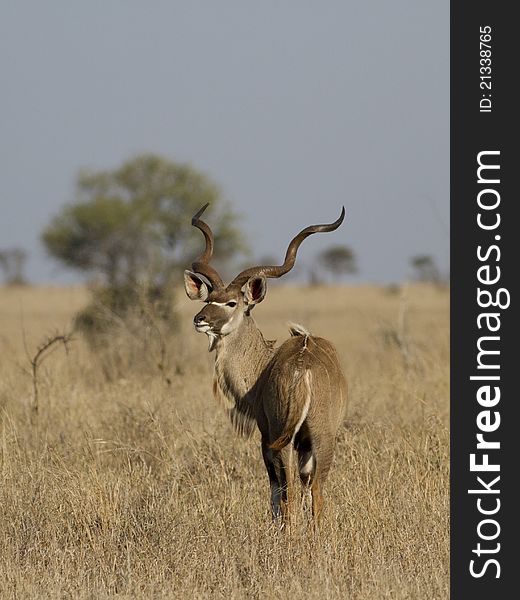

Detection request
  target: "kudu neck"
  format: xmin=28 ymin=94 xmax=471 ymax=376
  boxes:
xmin=215 ymin=314 xmax=273 ymax=370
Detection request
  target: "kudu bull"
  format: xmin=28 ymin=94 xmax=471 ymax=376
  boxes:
xmin=184 ymin=204 xmax=347 ymax=526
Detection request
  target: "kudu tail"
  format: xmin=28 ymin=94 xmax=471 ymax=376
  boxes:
xmin=269 ymin=369 xmax=312 ymax=451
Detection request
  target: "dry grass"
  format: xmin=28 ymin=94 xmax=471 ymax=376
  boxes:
xmin=0 ymin=283 xmax=449 ymax=599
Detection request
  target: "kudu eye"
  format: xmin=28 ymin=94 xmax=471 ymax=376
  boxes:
xmin=226 ymin=301 xmax=237 ymax=308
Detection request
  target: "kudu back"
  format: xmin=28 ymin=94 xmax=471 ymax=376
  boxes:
xmin=184 ymin=204 xmax=347 ymax=526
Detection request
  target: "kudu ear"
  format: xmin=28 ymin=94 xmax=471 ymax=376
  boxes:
xmin=184 ymin=270 xmax=212 ymax=301
xmin=242 ymin=276 xmax=267 ymax=306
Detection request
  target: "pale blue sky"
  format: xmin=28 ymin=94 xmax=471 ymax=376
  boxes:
xmin=0 ymin=1 xmax=448 ymax=284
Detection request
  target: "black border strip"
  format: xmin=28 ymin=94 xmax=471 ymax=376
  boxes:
xmin=451 ymin=3 xmax=517 ymax=597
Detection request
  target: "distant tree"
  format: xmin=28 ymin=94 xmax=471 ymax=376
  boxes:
xmin=317 ymin=244 xmax=357 ymax=281
xmin=410 ymin=254 xmax=440 ymax=283
xmin=42 ymin=154 xmax=248 ymax=286
xmin=41 ymin=154 xmax=249 ymax=378
xmin=0 ymin=247 xmax=28 ymax=285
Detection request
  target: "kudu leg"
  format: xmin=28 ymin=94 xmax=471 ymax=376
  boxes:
xmin=296 ymin=437 xmax=314 ymax=516
xmin=261 ymin=439 xmax=289 ymax=524
xmin=308 ymin=438 xmax=334 ymax=530
xmin=295 ymin=428 xmax=324 ymax=525
xmin=297 ymin=437 xmax=315 ymax=487
xmin=311 ymin=479 xmax=324 ymax=527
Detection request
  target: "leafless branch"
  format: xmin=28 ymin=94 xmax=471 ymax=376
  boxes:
xmin=30 ymin=332 xmax=73 ymax=413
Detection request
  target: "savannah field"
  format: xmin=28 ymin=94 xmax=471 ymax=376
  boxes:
xmin=0 ymin=283 xmax=449 ymax=599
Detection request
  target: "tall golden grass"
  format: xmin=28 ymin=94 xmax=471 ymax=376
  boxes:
xmin=0 ymin=284 xmax=449 ymax=599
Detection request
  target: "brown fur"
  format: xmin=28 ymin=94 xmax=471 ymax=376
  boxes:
xmin=210 ymin=313 xmax=347 ymax=525
xmin=183 ymin=206 xmax=348 ymax=525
